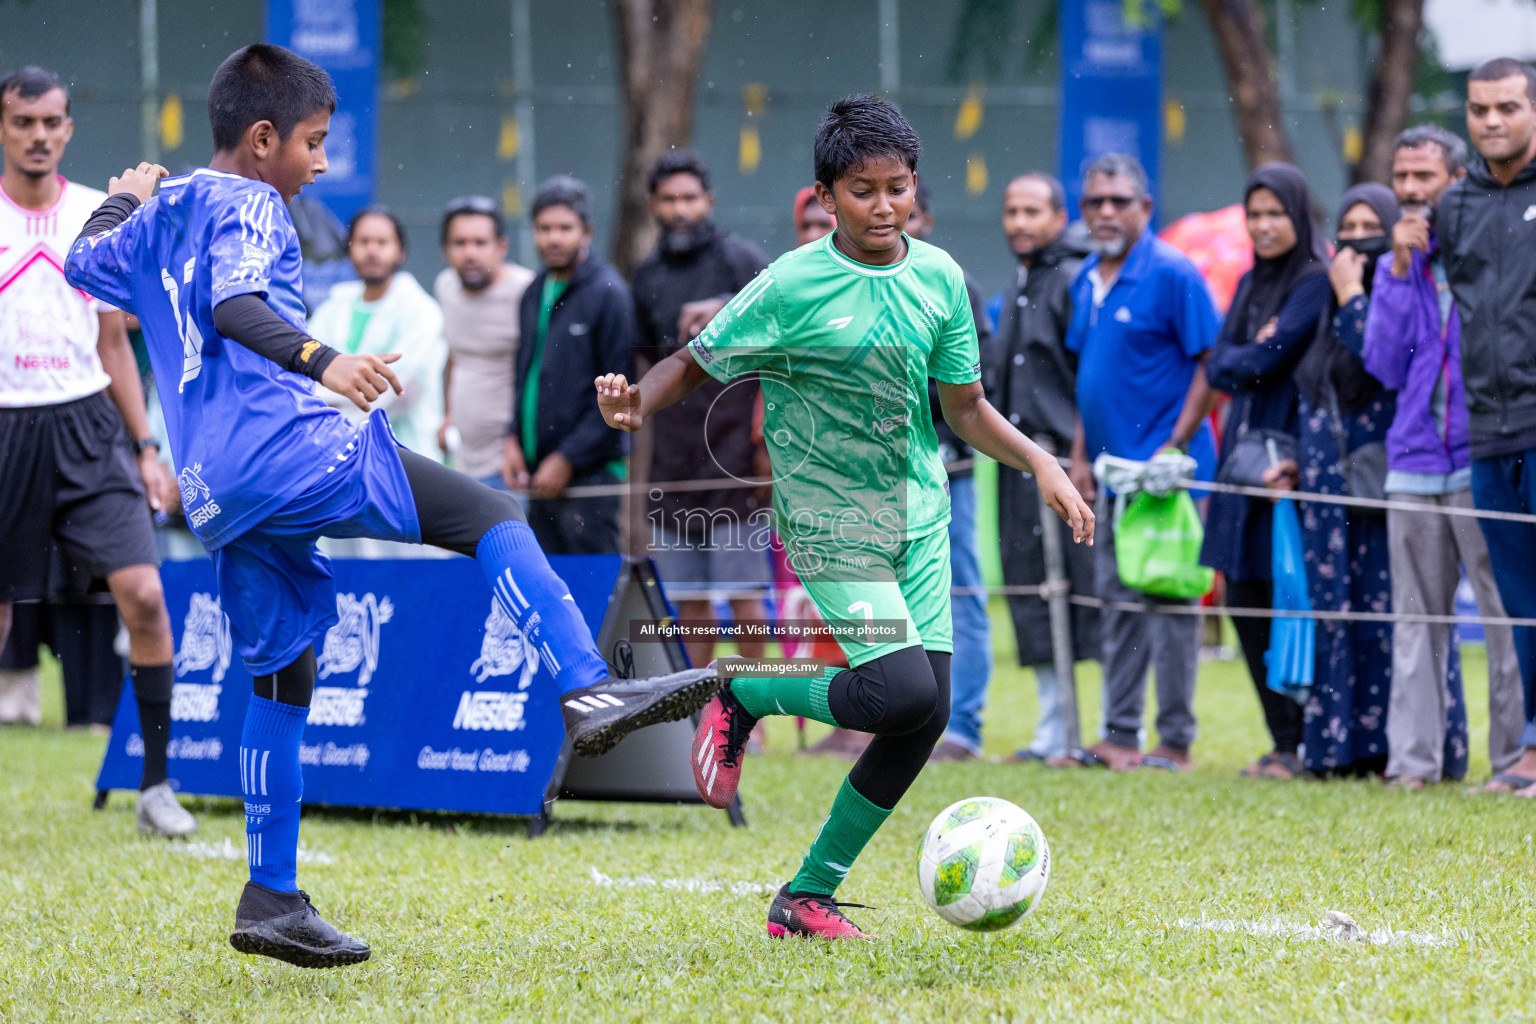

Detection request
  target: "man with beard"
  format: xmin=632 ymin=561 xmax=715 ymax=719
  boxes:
xmin=1065 ymin=154 xmax=1221 ymax=772
xmin=984 ymin=173 xmax=1099 ymax=766
xmin=503 ymin=176 xmax=631 ymax=553
xmin=629 ymin=151 xmax=771 ymax=668
xmin=435 ymin=196 xmax=535 ymax=485
xmin=310 ymin=207 xmax=445 ymax=459
xmin=1362 ymin=127 xmax=1521 ymax=791
xmin=1438 ymin=59 xmax=1536 ymax=795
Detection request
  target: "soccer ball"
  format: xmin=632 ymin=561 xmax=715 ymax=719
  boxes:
xmin=916 ymin=796 xmax=1051 ymax=932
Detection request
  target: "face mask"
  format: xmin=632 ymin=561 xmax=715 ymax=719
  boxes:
xmin=1338 ymin=234 xmax=1391 ymax=259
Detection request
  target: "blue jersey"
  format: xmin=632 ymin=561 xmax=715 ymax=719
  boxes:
xmin=66 ymin=168 xmax=359 ymax=549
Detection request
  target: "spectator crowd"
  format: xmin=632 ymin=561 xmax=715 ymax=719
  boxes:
xmin=10 ymin=55 xmax=1536 ymax=799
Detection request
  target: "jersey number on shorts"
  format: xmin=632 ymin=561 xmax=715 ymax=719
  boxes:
xmin=848 ymin=600 xmax=875 ymax=641
xmin=161 ymin=257 xmax=204 ymax=392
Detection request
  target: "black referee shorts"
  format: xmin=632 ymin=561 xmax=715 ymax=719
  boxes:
xmin=0 ymin=392 xmax=159 ymax=602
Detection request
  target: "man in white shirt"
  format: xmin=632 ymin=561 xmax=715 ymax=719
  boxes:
xmin=0 ymin=66 xmax=194 ymax=836
xmin=433 ymin=196 xmax=536 ymax=485
xmin=309 ymin=206 xmax=445 ymax=459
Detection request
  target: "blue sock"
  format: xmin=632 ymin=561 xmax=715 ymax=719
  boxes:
xmin=241 ymin=694 xmax=308 ymax=892
xmin=476 ymin=520 xmax=608 ymax=694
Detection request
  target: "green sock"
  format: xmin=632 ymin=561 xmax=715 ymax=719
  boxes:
xmin=730 ymin=666 xmax=841 ymax=726
xmin=788 ymin=776 xmax=893 ymax=897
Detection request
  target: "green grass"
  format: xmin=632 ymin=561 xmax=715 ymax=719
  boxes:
xmin=4 ymin=605 xmax=1535 ymax=1023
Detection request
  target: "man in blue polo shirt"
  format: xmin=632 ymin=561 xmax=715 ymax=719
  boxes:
xmin=1065 ymin=153 xmax=1221 ymax=773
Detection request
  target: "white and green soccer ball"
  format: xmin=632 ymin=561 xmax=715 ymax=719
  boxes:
xmin=916 ymin=796 xmax=1051 ymax=932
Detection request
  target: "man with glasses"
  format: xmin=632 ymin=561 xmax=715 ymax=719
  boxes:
xmin=1065 ymin=153 xmax=1221 ymax=772
xmin=434 ymin=196 xmax=535 ymax=485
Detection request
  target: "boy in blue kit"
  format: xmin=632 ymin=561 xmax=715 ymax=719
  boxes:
xmin=65 ymin=44 xmax=715 ymax=970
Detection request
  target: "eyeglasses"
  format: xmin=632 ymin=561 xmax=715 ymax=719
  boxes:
xmin=1081 ymin=194 xmax=1137 ymax=211
xmin=443 ymin=194 xmax=499 ymax=217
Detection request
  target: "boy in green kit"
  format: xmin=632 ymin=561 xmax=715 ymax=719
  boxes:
xmin=595 ymin=95 xmax=1093 ymax=938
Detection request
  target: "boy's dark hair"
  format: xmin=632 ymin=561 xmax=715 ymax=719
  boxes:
xmin=208 ymin=44 xmax=337 ymax=152
xmin=1469 ymin=58 xmax=1536 ymax=103
xmin=530 ymin=175 xmax=592 ymax=227
xmin=440 ymin=195 xmax=505 ymax=246
xmin=0 ymin=66 xmax=68 ymax=113
xmin=648 ymin=149 xmax=711 ymax=194
xmin=813 ymin=94 xmax=922 ymax=191
xmin=913 ymin=179 xmax=931 ymax=213
xmin=348 ymin=205 xmax=408 ymax=252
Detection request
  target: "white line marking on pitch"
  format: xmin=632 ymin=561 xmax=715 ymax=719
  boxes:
xmin=1176 ymin=912 xmax=1465 ymax=948
xmin=171 ymin=837 xmax=335 ymax=865
xmin=587 ymin=867 xmax=775 ymax=895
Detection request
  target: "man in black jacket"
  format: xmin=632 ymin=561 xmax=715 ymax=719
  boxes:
xmin=503 ymin=177 xmax=632 ymax=553
xmin=1441 ymin=58 xmax=1536 ymax=794
xmin=629 ymin=151 xmax=771 ymax=668
xmin=984 ymin=174 xmax=1097 ymax=765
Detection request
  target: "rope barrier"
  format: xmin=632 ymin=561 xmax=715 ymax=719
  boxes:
xmin=522 ymin=458 xmax=1536 ymax=628
xmin=532 ymin=460 xmax=1536 ymax=526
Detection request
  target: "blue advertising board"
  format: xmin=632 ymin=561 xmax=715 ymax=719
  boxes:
xmin=266 ymin=0 xmax=379 ymax=225
xmin=96 ymin=556 xmax=623 ymax=817
xmin=1058 ymin=0 xmax=1163 ymax=217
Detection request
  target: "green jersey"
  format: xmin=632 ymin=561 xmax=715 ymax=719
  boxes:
xmin=687 ymin=232 xmax=980 ymax=564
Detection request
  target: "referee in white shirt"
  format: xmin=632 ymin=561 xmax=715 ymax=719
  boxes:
xmin=0 ymin=66 xmax=194 ymax=836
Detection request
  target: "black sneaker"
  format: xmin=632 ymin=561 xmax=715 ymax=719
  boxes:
xmin=561 ymin=667 xmax=718 ymax=757
xmin=229 ymin=882 xmax=371 ymax=968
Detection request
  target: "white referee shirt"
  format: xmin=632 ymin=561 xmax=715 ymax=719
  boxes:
xmin=0 ymin=176 xmax=113 ymax=408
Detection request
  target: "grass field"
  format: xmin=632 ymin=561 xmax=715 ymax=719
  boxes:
xmin=4 ymin=607 xmax=1536 ymax=1023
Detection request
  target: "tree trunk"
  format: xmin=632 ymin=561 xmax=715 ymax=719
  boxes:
xmin=1356 ymin=0 xmax=1424 ymax=185
xmin=1194 ymin=0 xmax=1295 ymax=169
xmin=609 ymin=0 xmax=714 ymax=275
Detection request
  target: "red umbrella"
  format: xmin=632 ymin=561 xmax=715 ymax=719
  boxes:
xmin=1158 ymin=204 xmax=1253 ymax=313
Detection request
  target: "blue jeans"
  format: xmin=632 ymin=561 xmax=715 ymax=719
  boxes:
xmin=1027 ymin=664 xmax=1069 ymax=759
xmin=942 ymin=476 xmax=994 ymax=753
xmin=1471 ymin=453 xmax=1536 ymax=748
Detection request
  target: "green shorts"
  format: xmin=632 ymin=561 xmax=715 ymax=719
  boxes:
xmin=792 ymin=525 xmax=953 ymax=667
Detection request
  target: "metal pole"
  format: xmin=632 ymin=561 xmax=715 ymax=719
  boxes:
xmin=511 ymin=0 xmax=536 ymax=267
xmin=877 ymin=0 xmax=900 ymax=95
xmin=1033 ymin=439 xmax=1082 ymax=755
xmin=139 ymin=0 xmax=159 ymax=164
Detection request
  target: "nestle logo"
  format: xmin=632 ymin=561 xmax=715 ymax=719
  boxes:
xmin=171 ymin=682 xmax=221 ymax=722
xmin=308 ymin=686 xmax=368 ymax=727
xmin=452 ymin=690 xmax=528 ymax=732
xmin=14 ymin=354 xmax=70 ymax=369
xmin=188 ymin=502 xmax=223 ymax=528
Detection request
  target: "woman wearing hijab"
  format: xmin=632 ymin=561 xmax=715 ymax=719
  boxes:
xmin=1276 ymin=185 xmax=1470 ymax=779
xmin=1201 ymin=163 xmax=1331 ymax=780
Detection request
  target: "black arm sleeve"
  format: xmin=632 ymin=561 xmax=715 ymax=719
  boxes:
xmin=212 ymin=293 xmax=339 ymax=382
xmin=74 ymin=193 xmax=142 ymax=247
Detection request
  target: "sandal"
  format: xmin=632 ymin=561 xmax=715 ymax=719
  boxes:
xmin=1242 ymin=752 xmax=1301 ymax=780
xmin=1468 ymin=771 xmax=1536 ymax=795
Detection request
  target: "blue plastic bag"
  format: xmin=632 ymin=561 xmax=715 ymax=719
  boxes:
xmin=1264 ymin=496 xmax=1314 ymax=702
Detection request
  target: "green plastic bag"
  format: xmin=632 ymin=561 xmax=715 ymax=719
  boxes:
xmin=1113 ymin=490 xmax=1215 ymax=599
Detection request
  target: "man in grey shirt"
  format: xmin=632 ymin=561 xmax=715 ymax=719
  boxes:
xmin=434 ymin=196 xmax=536 ymax=485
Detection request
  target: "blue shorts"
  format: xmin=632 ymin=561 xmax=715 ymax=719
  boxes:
xmin=211 ymin=411 xmax=422 ymax=674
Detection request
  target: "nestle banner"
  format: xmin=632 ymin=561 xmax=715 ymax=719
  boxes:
xmin=266 ymin=0 xmax=379 ymax=225
xmin=1058 ymin=0 xmax=1163 ymax=215
xmin=96 ymin=556 xmax=624 ymax=817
